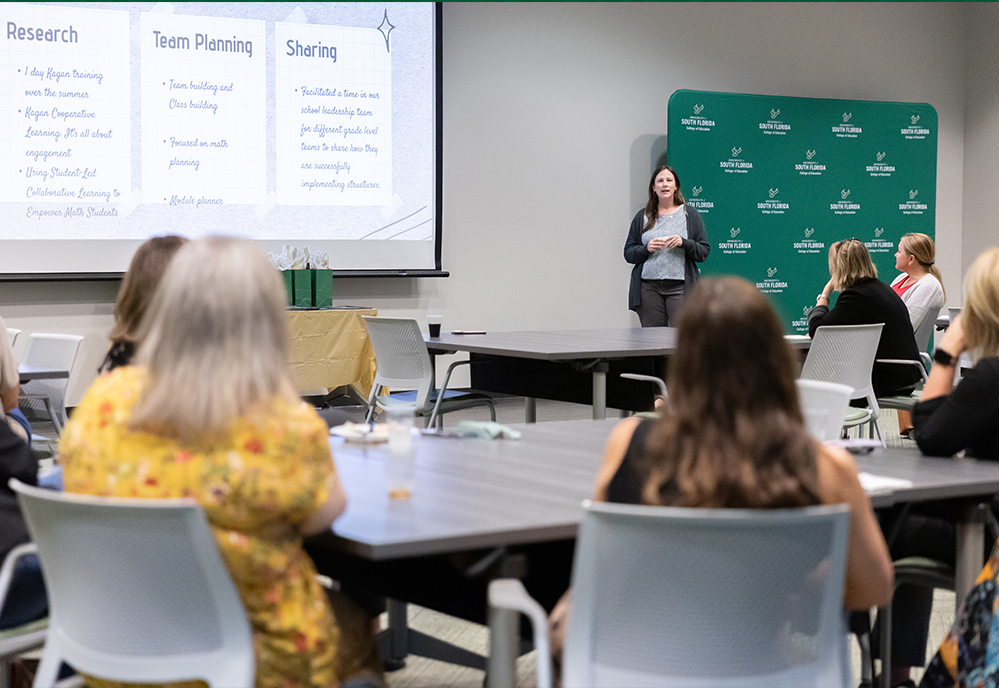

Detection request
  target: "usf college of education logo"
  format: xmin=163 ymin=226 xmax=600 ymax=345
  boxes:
xmin=911 ymin=115 xmax=921 ymax=125
xmin=767 ymin=267 xmax=777 ymax=278
xmin=693 ymin=104 xmax=704 ymax=114
xmin=731 ymin=146 xmax=742 ymax=157
xmin=768 ymin=188 xmax=779 ymax=199
xmin=770 ymin=108 xmax=780 ymax=119
xmin=691 ymin=186 xmax=703 ymax=197
xmin=841 ymin=189 xmax=851 ymax=200
xmin=842 ymin=112 xmax=852 ymax=122
xmin=730 ymin=227 xmax=741 ymax=238
xmin=875 ymin=228 xmax=885 ymax=238
xmin=805 ymin=150 xmax=816 ymax=160
xmin=877 ymin=152 xmax=886 ymax=162
xmin=804 ymin=228 xmax=815 ymax=238
xmin=910 ymin=190 xmax=919 ymax=200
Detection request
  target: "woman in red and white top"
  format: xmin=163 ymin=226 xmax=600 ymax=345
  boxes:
xmin=891 ymin=232 xmax=945 ymax=331
xmin=891 ymin=232 xmax=945 ymax=439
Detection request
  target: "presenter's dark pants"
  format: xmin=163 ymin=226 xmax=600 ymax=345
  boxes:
xmin=636 ymin=279 xmax=685 ymax=327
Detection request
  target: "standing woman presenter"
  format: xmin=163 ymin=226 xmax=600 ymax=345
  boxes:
xmin=625 ymin=165 xmax=709 ymax=327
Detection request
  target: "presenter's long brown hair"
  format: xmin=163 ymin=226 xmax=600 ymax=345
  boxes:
xmin=642 ymin=277 xmax=820 ymax=508
xmin=642 ymin=164 xmax=686 ymax=233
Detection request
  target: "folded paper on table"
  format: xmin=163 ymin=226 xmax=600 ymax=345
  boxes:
xmin=857 ymin=472 xmax=914 ymax=493
xmin=456 ymin=420 xmax=521 ymax=440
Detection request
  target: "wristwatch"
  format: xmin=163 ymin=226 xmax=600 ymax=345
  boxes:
xmin=933 ymin=348 xmax=957 ymax=367
xmin=816 ymin=294 xmax=829 ymax=303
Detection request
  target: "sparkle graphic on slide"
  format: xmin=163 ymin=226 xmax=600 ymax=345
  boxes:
xmin=378 ymin=10 xmax=394 ymax=53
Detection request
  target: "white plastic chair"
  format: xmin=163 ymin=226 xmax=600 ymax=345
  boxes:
xmin=9 ymin=479 xmax=254 ymax=688
xmin=4 ymin=329 xmax=19 ymax=349
xmin=17 ymin=334 xmax=83 ymax=436
xmin=362 ymin=317 xmax=495 ymax=428
xmin=489 ymin=500 xmax=852 ymax=688
xmin=0 ymin=543 xmax=48 ymax=688
xmin=796 ymin=379 xmax=853 ymax=442
xmin=800 ymin=324 xmax=884 ymax=443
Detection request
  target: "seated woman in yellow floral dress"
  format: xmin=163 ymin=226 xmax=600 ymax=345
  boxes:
xmin=59 ymin=236 xmax=363 ymax=688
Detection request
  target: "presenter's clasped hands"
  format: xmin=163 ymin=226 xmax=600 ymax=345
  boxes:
xmin=647 ymin=235 xmax=683 ymax=252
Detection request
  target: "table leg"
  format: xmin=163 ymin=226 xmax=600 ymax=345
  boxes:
xmin=955 ymin=509 xmax=985 ymax=614
xmin=486 ymin=606 xmax=520 ymax=688
xmin=592 ymin=363 xmax=608 ymax=420
xmin=525 ymin=397 xmax=537 ymax=424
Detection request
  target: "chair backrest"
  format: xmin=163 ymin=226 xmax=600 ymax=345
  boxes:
xmin=563 ymin=500 xmax=851 ymax=688
xmin=19 ymin=333 xmax=84 ymax=422
xmin=800 ymin=324 xmax=882 ymax=411
xmin=362 ymin=317 xmax=435 ymax=410
xmin=796 ymin=379 xmax=853 ymax=442
xmin=913 ymin=306 xmax=941 ymax=353
xmin=10 ymin=479 xmax=254 ymax=688
xmin=948 ymin=306 xmax=962 ymax=323
xmin=5 ymin=328 xmax=20 ymax=349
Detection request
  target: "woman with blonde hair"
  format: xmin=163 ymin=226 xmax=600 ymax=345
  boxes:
xmin=913 ymin=246 xmax=999 ymax=459
xmin=915 ymin=247 xmax=999 ymax=688
xmin=891 ymin=233 xmax=945 ymax=437
xmin=60 ymin=237 xmax=378 ymax=687
xmin=808 ymin=238 xmax=922 ymax=398
xmin=891 ymin=232 xmax=946 ymax=331
xmin=99 ymin=235 xmax=187 ymax=374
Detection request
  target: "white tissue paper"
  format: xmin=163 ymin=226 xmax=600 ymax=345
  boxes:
xmin=266 ymin=245 xmax=330 ymax=270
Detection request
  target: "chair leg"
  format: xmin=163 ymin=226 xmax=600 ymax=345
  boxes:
xmin=364 ymin=385 xmax=379 ymax=423
xmin=43 ymin=398 xmax=62 ymax=436
xmin=34 ymin=651 xmax=61 ymax=688
xmin=878 ymin=603 xmax=892 ymax=688
xmin=487 ymin=401 xmax=496 ymax=422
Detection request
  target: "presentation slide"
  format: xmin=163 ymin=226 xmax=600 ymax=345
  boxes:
xmin=0 ymin=2 xmax=440 ymax=277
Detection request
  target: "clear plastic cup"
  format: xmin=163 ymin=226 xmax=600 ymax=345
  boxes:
xmin=385 ymin=407 xmax=415 ymax=498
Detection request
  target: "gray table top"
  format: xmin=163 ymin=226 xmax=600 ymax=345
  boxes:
xmin=18 ymin=364 xmax=69 ymax=382
xmin=425 ymin=327 xmax=811 ymax=361
xmin=323 ymin=419 xmax=998 ymax=560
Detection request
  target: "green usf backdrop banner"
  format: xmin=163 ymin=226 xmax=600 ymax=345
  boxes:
xmin=666 ymin=90 xmax=937 ymax=333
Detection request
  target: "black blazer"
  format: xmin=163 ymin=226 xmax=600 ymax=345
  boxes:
xmin=0 ymin=419 xmax=36 ymax=562
xmin=807 ymin=277 xmax=922 ymax=398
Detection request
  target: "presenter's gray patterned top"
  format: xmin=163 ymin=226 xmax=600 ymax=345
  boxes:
xmin=641 ymin=210 xmax=688 ymax=280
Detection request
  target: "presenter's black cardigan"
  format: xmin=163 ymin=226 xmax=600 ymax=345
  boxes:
xmin=807 ymin=277 xmax=922 ymax=398
xmin=624 ymin=205 xmax=710 ymax=312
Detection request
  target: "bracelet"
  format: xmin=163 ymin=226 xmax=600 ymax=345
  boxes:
xmin=816 ymin=294 xmax=829 ymax=303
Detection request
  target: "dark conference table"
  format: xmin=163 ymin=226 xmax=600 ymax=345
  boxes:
xmin=17 ymin=364 xmax=70 ymax=384
xmin=426 ymin=328 xmax=811 ymax=420
xmin=311 ymin=419 xmax=999 ymax=676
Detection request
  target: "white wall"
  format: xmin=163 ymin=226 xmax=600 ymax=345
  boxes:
xmin=0 ymin=2 xmax=978 ymax=405
xmin=962 ymin=3 xmax=999 ymax=281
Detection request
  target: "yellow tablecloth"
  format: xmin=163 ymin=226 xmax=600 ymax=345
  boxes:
xmin=286 ymin=308 xmax=377 ymax=397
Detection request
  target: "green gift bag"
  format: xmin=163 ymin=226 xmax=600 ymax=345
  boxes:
xmin=292 ymin=269 xmax=313 ymax=307
xmin=280 ymin=270 xmax=294 ymax=306
xmin=312 ymin=269 xmax=333 ymax=308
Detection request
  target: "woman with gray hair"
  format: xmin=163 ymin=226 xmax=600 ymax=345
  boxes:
xmin=60 ymin=237 xmax=379 ymax=687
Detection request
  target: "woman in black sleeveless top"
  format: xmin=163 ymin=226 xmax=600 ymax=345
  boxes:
xmin=550 ymin=278 xmax=894 ymax=660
